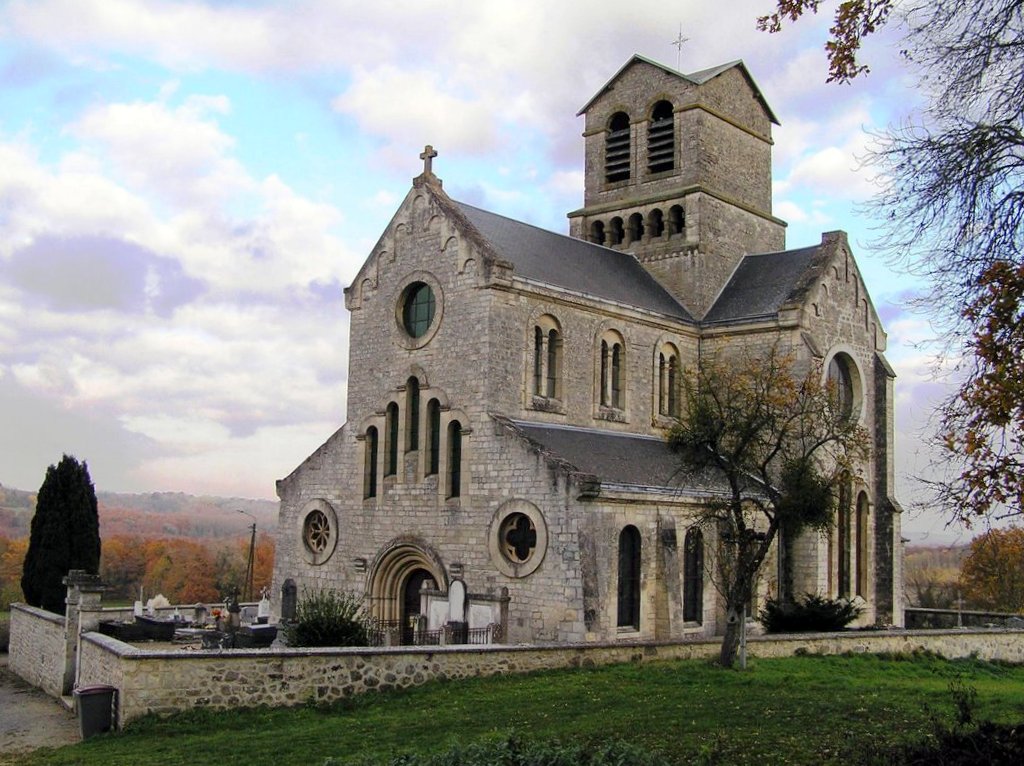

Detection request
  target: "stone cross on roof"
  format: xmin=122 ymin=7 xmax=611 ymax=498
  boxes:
xmin=420 ymin=144 xmax=438 ymax=175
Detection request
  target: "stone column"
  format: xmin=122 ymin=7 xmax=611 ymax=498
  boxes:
xmin=63 ymin=570 xmax=106 ymax=695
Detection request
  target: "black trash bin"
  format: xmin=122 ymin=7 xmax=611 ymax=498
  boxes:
xmin=74 ymin=684 xmax=116 ymax=739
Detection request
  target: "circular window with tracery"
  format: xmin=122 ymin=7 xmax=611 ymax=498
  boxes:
xmin=501 ymin=513 xmax=537 ymax=563
xmin=489 ymin=500 xmax=548 ymax=578
xmin=298 ymin=500 xmax=338 ymax=566
xmin=303 ymin=510 xmax=331 ymax=554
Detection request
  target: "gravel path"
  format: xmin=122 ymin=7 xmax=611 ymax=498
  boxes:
xmin=0 ymin=655 xmax=80 ymax=762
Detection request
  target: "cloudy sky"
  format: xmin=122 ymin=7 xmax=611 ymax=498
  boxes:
xmin=0 ymin=0 xmax=965 ymax=541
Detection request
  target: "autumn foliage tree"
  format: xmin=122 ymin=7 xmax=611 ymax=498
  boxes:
xmin=669 ymin=348 xmax=870 ymax=667
xmin=959 ymin=527 xmax=1024 ymax=612
xmin=759 ymin=1 xmax=1024 ymax=524
xmin=100 ymin=533 xmax=275 ymax=604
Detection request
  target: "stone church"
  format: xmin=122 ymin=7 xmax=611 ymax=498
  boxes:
xmin=271 ymin=55 xmax=903 ymax=644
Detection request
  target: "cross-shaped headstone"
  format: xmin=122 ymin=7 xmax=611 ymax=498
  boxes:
xmin=504 ymin=515 xmax=537 ymax=562
xmin=420 ymin=144 xmax=438 ymax=175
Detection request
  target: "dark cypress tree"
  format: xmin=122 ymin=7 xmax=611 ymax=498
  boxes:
xmin=21 ymin=455 xmax=101 ymax=614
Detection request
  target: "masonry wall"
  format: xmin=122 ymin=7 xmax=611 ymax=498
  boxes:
xmin=78 ymin=628 xmax=1024 ymax=729
xmin=8 ymin=604 xmax=66 ymax=698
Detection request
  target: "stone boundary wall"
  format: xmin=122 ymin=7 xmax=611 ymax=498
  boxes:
xmin=78 ymin=627 xmax=1024 ymax=729
xmin=8 ymin=604 xmax=67 ymax=698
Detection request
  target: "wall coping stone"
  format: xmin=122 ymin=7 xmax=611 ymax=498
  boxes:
xmin=11 ymin=602 xmax=65 ymax=626
xmin=83 ymin=626 xmax=1024 ymax=663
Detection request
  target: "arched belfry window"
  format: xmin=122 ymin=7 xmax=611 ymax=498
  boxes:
xmin=683 ymin=528 xmax=703 ymax=623
xmin=532 ymin=316 xmax=562 ymax=401
xmin=608 ymin=217 xmax=624 ymax=246
xmin=446 ymin=420 xmax=462 ymax=498
xmin=364 ymin=426 xmax=379 ymax=498
xmin=605 ymin=112 xmax=631 ymax=183
xmin=599 ymin=331 xmax=625 ymax=410
xmin=405 ymin=377 xmax=420 ymax=452
xmin=648 ymin=209 xmax=664 ymax=239
xmin=385 ymin=402 xmax=399 ymax=477
xmin=668 ymin=205 xmax=685 ymax=236
xmin=617 ymin=526 xmax=641 ymax=630
xmin=589 ymin=220 xmax=606 ymax=245
xmin=426 ymin=399 xmax=441 ymax=476
xmin=648 ymin=100 xmax=674 ymax=173
xmin=627 ymin=213 xmax=645 ymax=244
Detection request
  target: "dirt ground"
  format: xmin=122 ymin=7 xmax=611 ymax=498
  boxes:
xmin=0 ymin=655 xmax=80 ymax=763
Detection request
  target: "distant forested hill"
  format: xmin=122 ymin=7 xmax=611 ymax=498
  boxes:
xmin=0 ymin=483 xmax=277 ymax=540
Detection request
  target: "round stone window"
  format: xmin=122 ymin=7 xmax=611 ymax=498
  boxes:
xmin=500 ymin=513 xmax=537 ymax=563
xmin=402 ymin=282 xmax=436 ymax=338
xmin=489 ymin=500 xmax=548 ymax=578
xmin=298 ymin=499 xmax=338 ymax=566
xmin=303 ymin=510 xmax=331 ymax=554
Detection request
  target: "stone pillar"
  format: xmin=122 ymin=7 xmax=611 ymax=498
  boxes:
xmin=63 ymin=570 xmax=106 ymax=695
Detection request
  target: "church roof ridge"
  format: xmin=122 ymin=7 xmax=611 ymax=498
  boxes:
xmin=576 ymin=54 xmax=780 ymax=125
xmin=452 ymin=200 xmax=694 ymax=321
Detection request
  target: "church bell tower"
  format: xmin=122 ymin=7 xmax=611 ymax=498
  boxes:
xmin=567 ymin=56 xmax=787 ymax=319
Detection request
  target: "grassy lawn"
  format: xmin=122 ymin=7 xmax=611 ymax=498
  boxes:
xmin=18 ymin=653 xmax=1024 ymax=766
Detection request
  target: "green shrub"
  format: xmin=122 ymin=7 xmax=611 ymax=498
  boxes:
xmin=0 ymin=611 xmax=9 ymax=652
xmin=284 ymin=588 xmax=369 ymax=647
xmin=759 ymin=593 xmax=863 ymax=633
xmin=344 ymin=733 xmax=673 ymax=765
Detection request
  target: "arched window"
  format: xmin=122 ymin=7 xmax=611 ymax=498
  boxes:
xmin=683 ymin=528 xmax=703 ymax=623
xmin=827 ymin=352 xmax=860 ymax=422
xmin=426 ymin=399 xmax=441 ymax=476
xmin=385 ymin=402 xmax=399 ymax=476
xmin=648 ymin=100 xmax=674 ymax=173
xmin=364 ymin=426 xmax=379 ymax=498
xmin=657 ymin=343 xmax=681 ymax=417
xmin=617 ymin=525 xmax=641 ymax=629
xmin=533 ymin=327 xmax=544 ymax=395
xmin=599 ymin=331 xmax=625 ymax=409
xmin=546 ymin=328 xmax=560 ymax=398
xmin=608 ymin=217 xmax=624 ymax=246
xmin=648 ymin=208 xmax=664 ymax=238
xmin=532 ymin=315 xmax=562 ymax=401
xmin=668 ymin=204 xmax=685 ymax=235
xmin=446 ymin=420 xmax=462 ymax=498
xmin=605 ymin=111 xmax=631 ymax=182
xmin=627 ymin=212 xmax=645 ymax=243
xmin=589 ymin=220 xmax=606 ymax=245
xmin=837 ymin=477 xmax=852 ymax=598
xmin=856 ymin=492 xmax=870 ymax=598
xmin=405 ymin=377 xmax=420 ymax=452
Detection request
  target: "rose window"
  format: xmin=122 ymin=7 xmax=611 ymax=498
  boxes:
xmin=303 ymin=510 xmax=331 ymax=554
xmin=501 ymin=513 xmax=537 ymax=563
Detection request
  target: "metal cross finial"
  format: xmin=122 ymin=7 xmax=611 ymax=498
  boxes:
xmin=420 ymin=144 xmax=438 ymax=175
xmin=671 ymin=24 xmax=689 ymax=71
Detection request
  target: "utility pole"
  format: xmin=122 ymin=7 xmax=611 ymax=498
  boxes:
xmin=237 ymin=510 xmax=257 ymax=602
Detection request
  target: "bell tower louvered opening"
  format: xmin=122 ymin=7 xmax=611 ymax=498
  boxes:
xmin=647 ymin=100 xmax=674 ymax=174
xmin=605 ymin=112 xmax=631 ymax=183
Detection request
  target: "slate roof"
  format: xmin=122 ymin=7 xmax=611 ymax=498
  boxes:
xmin=577 ymin=55 xmax=780 ymax=125
xmin=454 ymin=201 xmax=694 ymax=321
xmin=501 ymin=418 xmax=728 ymax=495
xmin=703 ymin=245 xmax=822 ymax=324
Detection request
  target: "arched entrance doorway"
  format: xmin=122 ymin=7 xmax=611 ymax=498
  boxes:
xmin=367 ymin=539 xmax=447 ymax=645
xmin=401 ymin=568 xmax=434 ymax=644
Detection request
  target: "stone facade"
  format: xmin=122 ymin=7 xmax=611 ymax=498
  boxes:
xmin=271 ymin=55 xmax=903 ymax=647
